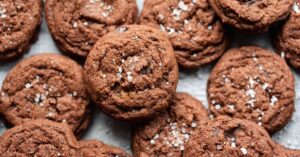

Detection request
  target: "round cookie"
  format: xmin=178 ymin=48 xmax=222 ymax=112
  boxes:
xmin=79 ymin=140 xmax=131 ymax=157
xmin=274 ymin=1 xmax=300 ymax=69
xmin=132 ymin=92 xmax=208 ymax=157
xmin=139 ymin=0 xmax=229 ymax=68
xmin=0 ymin=54 xmax=90 ymax=136
xmin=45 ymin=0 xmax=138 ymax=58
xmin=207 ymin=46 xmax=295 ymax=134
xmin=274 ymin=144 xmax=300 ymax=157
xmin=84 ymin=25 xmax=179 ymax=121
xmin=208 ymin=0 xmax=294 ymax=32
xmin=0 ymin=0 xmax=42 ymax=61
xmin=0 ymin=119 xmax=81 ymax=157
xmin=183 ymin=116 xmax=276 ymax=157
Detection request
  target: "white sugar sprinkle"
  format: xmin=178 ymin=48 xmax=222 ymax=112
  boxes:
xmin=249 ymin=78 xmax=255 ymax=88
xmin=240 ymin=147 xmax=248 ymax=155
xmin=215 ymin=104 xmax=221 ymax=110
xmin=150 ymin=139 xmax=155 ymax=145
xmin=231 ymin=142 xmax=236 ymax=148
xmin=178 ymin=1 xmax=188 ymax=11
xmin=73 ymin=91 xmax=78 ymax=96
xmin=246 ymin=89 xmax=256 ymax=99
xmin=212 ymin=100 xmax=216 ymax=105
xmin=216 ymin=144 xmax=222 ymax=150
xmin=25 ymin=83 xmax=33 ymax=88
xmin=127 ymin=72 xmax=133 ymax=82
xmin=281 ymin=51 xmax=285 ymax=58
xmin=228 ymin=104 xmax=235 ymax=110
xmin=0 ymin=8 xmax=7 ymax=19
xmin=262 ymin=83 xmax=268 ymax=90
xmin=191 ymin=122 xmax=197 ymax=128
xmin=294 ymin=2 xmax=300 ymax=13
xmin=160 ymin=24 xmax=166 ymax=32
xmin=118 ymin=26 xmax=127 ymax=32
xmin=270 ymin=95 xmax=278 ymax=106
xmin=73 ymin=22 xmax=78 ymax=28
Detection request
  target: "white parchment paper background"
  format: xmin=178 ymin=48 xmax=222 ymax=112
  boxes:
xmin=0 ymin=0 xmax=299 ymax=152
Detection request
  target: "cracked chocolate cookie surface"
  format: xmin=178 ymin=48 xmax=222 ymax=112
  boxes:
xmin=183 ymin=116 xmax=276 ymax=157
xmin=274 ymin=1 xmax=300 ymax=70
xmin=208 ymin=0 xmax=294 ymax=32
xmin=45 ymin=0 xmax=138 ymax=57
xmin=79 ymin=140 xmax=131 ymax=157
xmin=84 ymin=25 xmax=179 ymax=121
xmin=207 ymin=46 xmax=295 ymax=134
xmin=140 ymin=0 xmax=229 ymax=68
xmin=0 ymin=0 xmax=42 ymax=61
xmin=132 ymin=92 xmax=208 ymax=157
xmin=0 ymin=119 xmax=81 ymax=157
xmin=0 ymin=54 xmax=90 ymax=136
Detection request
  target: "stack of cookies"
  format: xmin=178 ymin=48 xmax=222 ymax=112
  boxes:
xmin=0 ymin=0 xmax=300 ymax=156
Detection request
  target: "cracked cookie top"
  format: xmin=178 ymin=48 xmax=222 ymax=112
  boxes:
xmin=0 ymin=0 xmax=42 ymax=61
xmin=274 ymin=1 xmax=300 ymax=70
xmin=207 ymin=46 xmax=295 ymax=134
xmin=0 ymin=54 xmax=90 ymax=135
xmin=45 ymin=0 xmax=138 ymax=57
xmin=132 ymin=93 xmax=208 ymax=156
xmin=208 ymin=0 xmax=294 ymax=32
xmin=140 ymin=0 xmax=229 ymax=68
xmin=183 ymin=116 xmax=276 ymax=157
xmin=84 ymin=25 xmax=179 ymax=121
xmin=0 ymin=119 xmax=80 ymax=157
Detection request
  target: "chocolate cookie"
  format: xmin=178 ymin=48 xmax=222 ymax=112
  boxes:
xmin=0 ymin=54 xmax=90 ymax=136
xmin=79 ymin=140 xmax=131 ymax=157
xmin=132 ymin=92 xmax=208 ymax=157
xmin=208 ymin=0 xmax=294 ymax=32
xmin=274 ymin=1 xmax=300 ymax=69
xmin=0 ymin=119 xmax=81 ymax=157
xmin=84 ymin=25 xmax=179 ymax=121
xmin=45 ymin=0 xmax=138 ymax=58
xmin=0 ymin=0 xmax=42 ymax=61
xmin=207 ymin=46 xmax=295 ymax=134
xmin=183 ymin=116 xmax=276 ymax=157
xmin=274 ymin=144 xmax=300 ymax=157
xmin=140 ymin=0 xmax=229 ymax=68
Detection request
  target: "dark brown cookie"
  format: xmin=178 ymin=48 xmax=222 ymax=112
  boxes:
xmin=140 ymin=0 xmax=229 ymax=68
xmin=0 ymin=54 xmax=90 ymax=136
xmin=0 ymin=119 xmax=81 ymax=157
xmin=208 ymin=0 xmax=294 ymax=32
xmin=274 ymin=144 xmax=300 ymax=157
xmin=207 ymin=46 xmax=295 ymax=134
xmin=79 ymin=140 xmax=131 ymax=157
xmin=0 ymin=0 xmax=42 ymax=61
xmin=84 ymin=25 xmax=179 ymax=121
xmin=274 ymin=1 xmax=300 ymax=69
xmin=183 ymin=116 xmax=276 ymax=157
xmin=132 ymin=92 xmax=208 ymax=157
xmin=45 ymin=0 xmax=138 ymax=58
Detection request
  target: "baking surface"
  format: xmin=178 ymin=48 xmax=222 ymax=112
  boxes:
xmin=0 ymin=0 xmax=299 ymax=153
